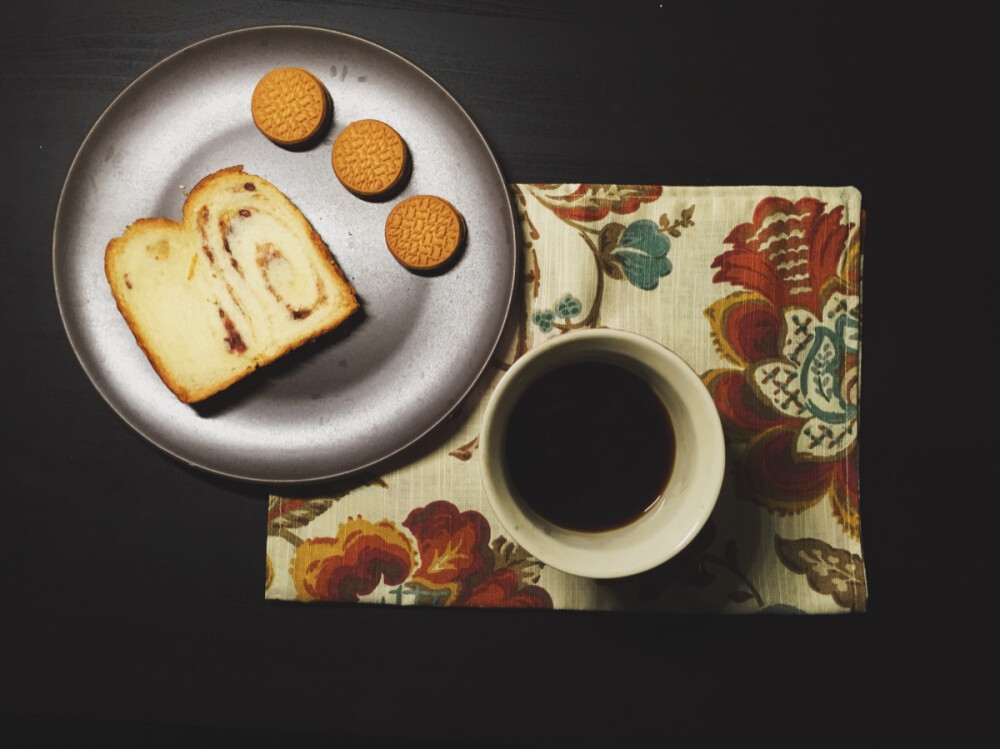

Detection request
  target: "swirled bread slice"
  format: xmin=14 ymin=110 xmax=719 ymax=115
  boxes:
xmin=105 ymin=166 xmax=359 ymax=403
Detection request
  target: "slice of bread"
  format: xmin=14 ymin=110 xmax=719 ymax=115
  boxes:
xmin=105 ymin=165 xmax=359 ymax=403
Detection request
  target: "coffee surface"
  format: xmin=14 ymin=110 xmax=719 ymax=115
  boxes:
xmin=503 ymin=360 xmax=676 ymax=532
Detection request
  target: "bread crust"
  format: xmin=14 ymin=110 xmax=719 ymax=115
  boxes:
xmin=104 ymin=166 xmax=359 ymax=403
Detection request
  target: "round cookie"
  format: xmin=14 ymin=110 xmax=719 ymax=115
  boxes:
xmin=331 ymin=119 xmax=410 ymax=199
xmin=384 ymin=195 xmax=466 ymax=271
xmin=251 ymin=67 xmax=331 ymax=147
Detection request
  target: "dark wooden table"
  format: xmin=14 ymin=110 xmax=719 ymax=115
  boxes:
xmin=2 ymin=1 xmax=983 ymax=745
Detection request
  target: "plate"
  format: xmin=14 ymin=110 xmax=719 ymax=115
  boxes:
xmin=53 ymin=26 xmax=517 ymax=484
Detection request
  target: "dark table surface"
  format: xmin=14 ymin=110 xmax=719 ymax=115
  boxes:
xmin=2 ymin=1 xmax=987 ymax=746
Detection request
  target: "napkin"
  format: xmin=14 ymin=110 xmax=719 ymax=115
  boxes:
xmin=265 ymin=184 xmax=866 ymax=613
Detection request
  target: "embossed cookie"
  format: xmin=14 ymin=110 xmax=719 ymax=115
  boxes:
xmin=251 ymin=67 xmax=332 ymax=147
xmin=331 ymin=119 xmax=411 ymax=199
xmin=384 ymin=195 xmax=466 ymax=271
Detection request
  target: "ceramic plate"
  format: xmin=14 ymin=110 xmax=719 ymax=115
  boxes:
xmin=53 ymin=26 xmax=517 ymax=483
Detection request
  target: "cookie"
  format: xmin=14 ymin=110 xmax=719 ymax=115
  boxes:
xmin=251 ymin=67 xmax=332 ymax=147
xmin=331 ymin=119 xmax=410 ymax=199
xmin=384 ymin=195 xmax=466 ymax=271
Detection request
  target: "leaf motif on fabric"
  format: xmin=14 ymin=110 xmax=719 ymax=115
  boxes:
xmin=796 ymin=418 xmax=857 ymax=458
xmin=267 ymin=477 xmax=387 ymax=539
xmin=599 ymin=222 xmax=626 ymax=259
xmin=404 ymin=501 xmax=494 ymax=598
xmin=267 ymin=498 xmax=334 ymax=535
xmin=751 ymin=361 xmax=810 ymax=418
xmin=491 ymin=536 xmax=545 ymax=586
xmin=801 ymin=328 xmax=845 ymax=416
xmin=781 ymin=309 xmax=819 ymax=366
xmin=659 ymin=205 xmax=695 ymax=237
xmin=527 ymin=184 xmax=663 ymax=222
xmin=825 ymin=291 xmax=860 ymax=352
xmin=774 ymin=535 xmax=867 ymax=611
xmin=449 ymin=436 xmax=479 ymax=461
xmin=400 ymin=581 xmax=452 ymax=606
xmin=611 ymin=219 xmax=673 ymax=290
xmin=597 ymin=222 xmax=627 ymax=280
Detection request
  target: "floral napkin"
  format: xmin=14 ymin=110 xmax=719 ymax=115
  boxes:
xmin=265 ymin=184 xmax=866 ymax=613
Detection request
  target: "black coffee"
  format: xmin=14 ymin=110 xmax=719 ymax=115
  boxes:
xmin=503 ymin=360 xmax=676 ymax=532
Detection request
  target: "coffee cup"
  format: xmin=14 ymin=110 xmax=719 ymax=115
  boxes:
xmin=479 ymin=328 xmax=725 ymax=579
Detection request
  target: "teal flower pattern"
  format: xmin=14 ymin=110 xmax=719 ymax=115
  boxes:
xmin=611 ymin=219 xmax=673 ymax=290
xmin=554 ymin=294 xmax=582 ymax=319
xmin=519 ymin=184 xmax=694 ymax=335
xmin=531 ymin=294 xmax=583 ymax=333
xmin=750 ymin=291 xmax=860 ymax=457
xmin=530 ymin=309 xmax=556 ymax=333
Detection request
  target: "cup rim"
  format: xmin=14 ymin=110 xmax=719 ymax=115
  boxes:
xmin=479 ymin=328 xmax=726 ymax=579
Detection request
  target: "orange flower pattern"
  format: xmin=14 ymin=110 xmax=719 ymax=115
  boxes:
xmin=291 ymin=517 xmax=417 ymax=602
xmin=278 ymin=498 xmax=552 ymax=608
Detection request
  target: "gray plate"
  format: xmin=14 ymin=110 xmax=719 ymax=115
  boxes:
xmin=53 ymin=26 xmax=517 ymax=484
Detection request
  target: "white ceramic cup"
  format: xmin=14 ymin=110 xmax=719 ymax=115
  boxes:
xmin=479 ymin=328 xmax=725 ymax=579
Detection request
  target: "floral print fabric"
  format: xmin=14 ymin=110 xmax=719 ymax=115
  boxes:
xmin=265 ymin=184 xmax=867 ymax=613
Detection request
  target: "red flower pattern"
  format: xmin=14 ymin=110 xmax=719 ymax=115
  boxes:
xmin=712 ymin=197 xmax=850 ymax=312
xmin=463 ymin=568 xmax=553 ymax=608
xmin=286 ymin=501 xmax=553 ymax=608
xmin=290 ymin=517 xmax=417 ymax=602
xmin=403 ymin=501 xmax=493 ymax=602
xmin=703 ymin=197 xmax=862 ymax=535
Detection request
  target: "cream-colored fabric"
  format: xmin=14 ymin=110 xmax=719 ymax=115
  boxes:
xmin=266 ymin=185 xmax=867 ymax=613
